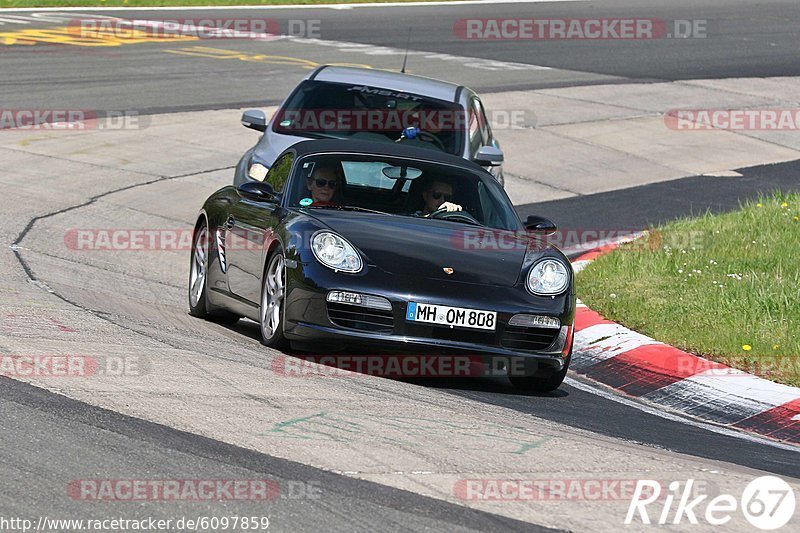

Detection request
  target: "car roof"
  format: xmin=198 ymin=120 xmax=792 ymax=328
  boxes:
xmin=310 ymin=66 xmax=464 ymax=103
xmin=289 ymin=139 xmax=489 ymax=174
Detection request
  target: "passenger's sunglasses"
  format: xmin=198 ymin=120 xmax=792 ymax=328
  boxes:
xmin=431 ymin=191 xmax=452 ymax=202
xmin=313 ymin=179 xmax=337 ymax=189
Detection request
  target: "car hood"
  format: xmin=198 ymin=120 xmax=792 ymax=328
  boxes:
xmin=304 ymin=209 xmax=528 ymax=287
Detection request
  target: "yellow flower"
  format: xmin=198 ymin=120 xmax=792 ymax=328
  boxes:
xmin=773 ymin=344 xmax=780 ymax=350
xmin=794 ymin=216 xmax=799 ymax=222
xmin=756 ymin=203 xmax=763 ymax=208
xmin=781 ymin=202 xmax=789 ymax=208
xmin=742 ymin=344 xmax=752 ymax=351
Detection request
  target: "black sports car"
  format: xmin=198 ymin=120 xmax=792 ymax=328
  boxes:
xmin=189 ymin=140 xmax=575 ymax=391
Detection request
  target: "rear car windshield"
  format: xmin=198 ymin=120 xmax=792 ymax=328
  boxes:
xmin=273 ymin=81 xmax=465 ymax=156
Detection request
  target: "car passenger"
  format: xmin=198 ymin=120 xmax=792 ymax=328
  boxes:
xmin=306 ymin=163 xmax=344 ymax=206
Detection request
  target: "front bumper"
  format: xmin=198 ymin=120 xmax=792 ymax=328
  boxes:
xmin=282 ymin=259 xmax=575 ymax=364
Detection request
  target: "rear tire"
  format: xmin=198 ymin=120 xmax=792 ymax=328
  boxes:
xmin=509 ymin=352 xmax=571 ymax=392
xmin=260 ymin=250 xmax=288 ymax=349
xmin=188 ymin=220 xmax=239 ymax=324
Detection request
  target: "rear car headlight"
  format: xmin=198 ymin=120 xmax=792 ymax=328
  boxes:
xmin=526 ymin=259 xmax=569 ymax=295
xmin=311 ymin=231 xmax=363 ymax=273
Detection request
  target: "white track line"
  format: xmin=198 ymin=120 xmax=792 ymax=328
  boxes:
xmin=563 ymin=231 xmax=649 ymax=259
xmin=2 ymin=0 xmax=589 ymax=13
xmin=565 ymin=377 xmax=800 ymax=452
xmin=129 ymin=18 xmax=553 ymax=71
xmin=572 ymin=323 xmax=661 ymax=369
xmin=569 ymin=235 xmax=800 ymax=449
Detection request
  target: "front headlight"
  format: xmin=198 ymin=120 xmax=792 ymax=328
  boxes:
xmin=527 ymin=259 xmax=569 ymax=295
xmin=248 ymin=162 xmax=268 ymax=181
xmin=311 ymin=231 xmax=363 ymax=273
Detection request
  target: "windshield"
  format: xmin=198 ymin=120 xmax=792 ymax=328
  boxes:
xmin=289 ymin=154 xmax=521 ymax=231
xmin=273 ymin=81 xmax=465 ymax=156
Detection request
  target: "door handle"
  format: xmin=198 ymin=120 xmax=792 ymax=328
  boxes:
xmin=226 ymin=215 xmax=235 ymax=229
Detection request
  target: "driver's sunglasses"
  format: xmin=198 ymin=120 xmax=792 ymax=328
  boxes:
xmin=314 ymin=179 xmax=337 ymax=189
xmin=432 ymin=191 xmax=452 ymax=202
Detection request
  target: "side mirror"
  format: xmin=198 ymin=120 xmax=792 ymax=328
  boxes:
xmin=242 ymin=109 xmax=267 ymax=132
xmin=524 ymin=215 xmax=557 ymax=235
xmin=238 ymin=181 xmax=277 ymax=202
xmin=474 ymin=146 xmax=504 ymax=167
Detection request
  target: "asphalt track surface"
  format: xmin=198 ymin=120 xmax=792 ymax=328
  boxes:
xmin=3 ymin=1 xmax=800 ymax=531
xmin=2 ymin=0 xmax=800 ymax=112
xmin=0 ymin=376 xmax=552 ymax=532
xmin=517 ymin=159 xmax=800 ymax=229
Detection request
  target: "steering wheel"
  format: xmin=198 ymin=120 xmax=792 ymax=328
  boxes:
xmin=398 ymin=129 xmax=447 ymax=152
xmin=429 ymin=208 xmax=481 ymax=225
xmin=416 ymin=131 xmax=447 ymax=152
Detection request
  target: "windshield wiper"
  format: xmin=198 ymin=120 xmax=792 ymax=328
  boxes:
xmin=280 ymin=131 xmax=346 ymax=140
xmin=309 ymin=205 xmax=389 ymax=215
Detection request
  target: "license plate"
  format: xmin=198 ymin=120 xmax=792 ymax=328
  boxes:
xmin=406 ymin=302 xmax=496 ymax=331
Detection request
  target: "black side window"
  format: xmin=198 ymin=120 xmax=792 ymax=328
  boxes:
xmin=265 ymin=153 xmax=294 ymax=192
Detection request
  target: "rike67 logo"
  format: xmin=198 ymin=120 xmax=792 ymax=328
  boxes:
xmin=626 ymin=476 xmax=796 ymax=530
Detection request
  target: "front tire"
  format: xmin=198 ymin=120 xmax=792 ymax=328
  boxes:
xmin=188 ymin=223 xmax=211 ymax=318
xmin=260 ymin=251 xmax=288 ymax=349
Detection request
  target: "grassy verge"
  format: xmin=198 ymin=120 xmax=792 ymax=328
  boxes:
xmin=577 ymin=193 xmax=800 ymax=386
xmin=1 ymin=0 xmax=440 ymax=7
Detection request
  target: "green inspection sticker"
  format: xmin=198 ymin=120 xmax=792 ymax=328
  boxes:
xmin=299 ymin=198 xmax=313 ymax=207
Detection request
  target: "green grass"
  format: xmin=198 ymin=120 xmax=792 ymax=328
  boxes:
xmin=577 ymin=193 xmax=800 ymax=386
xmin=1 ymin=0 xmax=441 ymax=7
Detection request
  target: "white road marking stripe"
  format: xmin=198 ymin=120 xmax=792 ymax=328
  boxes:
xmin=562 ymin=231 xmax=648 ymax=259
xmin=573 ymin=322 xmax=658 ymax=369
xmin=129 ymin=18 xmax=552 ymax=71
xmin=565 ymin=376 xmax=800 ymax=452
xmin=568 ymin=240 xmax=800 ymax=441
xmin=0 ymin=15 xmax=31 ymax=23
xmin=570 ymin=259 xmax=592 ymax=273
xmin=3 ymin=1 xmax=589 ymax=13
xmin=0 ymin=11 xmax=120 ymax=25
xmin=642 ymin=376 xmax=795 ymax=426
xmin=684 ymin=369 xmax=800 ymax=409
xmin=288 ymin=35 xmax=551 ymax=70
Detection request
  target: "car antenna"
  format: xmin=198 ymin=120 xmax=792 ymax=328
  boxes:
xmin=400 ymin=27 xmax=412 ymax=73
